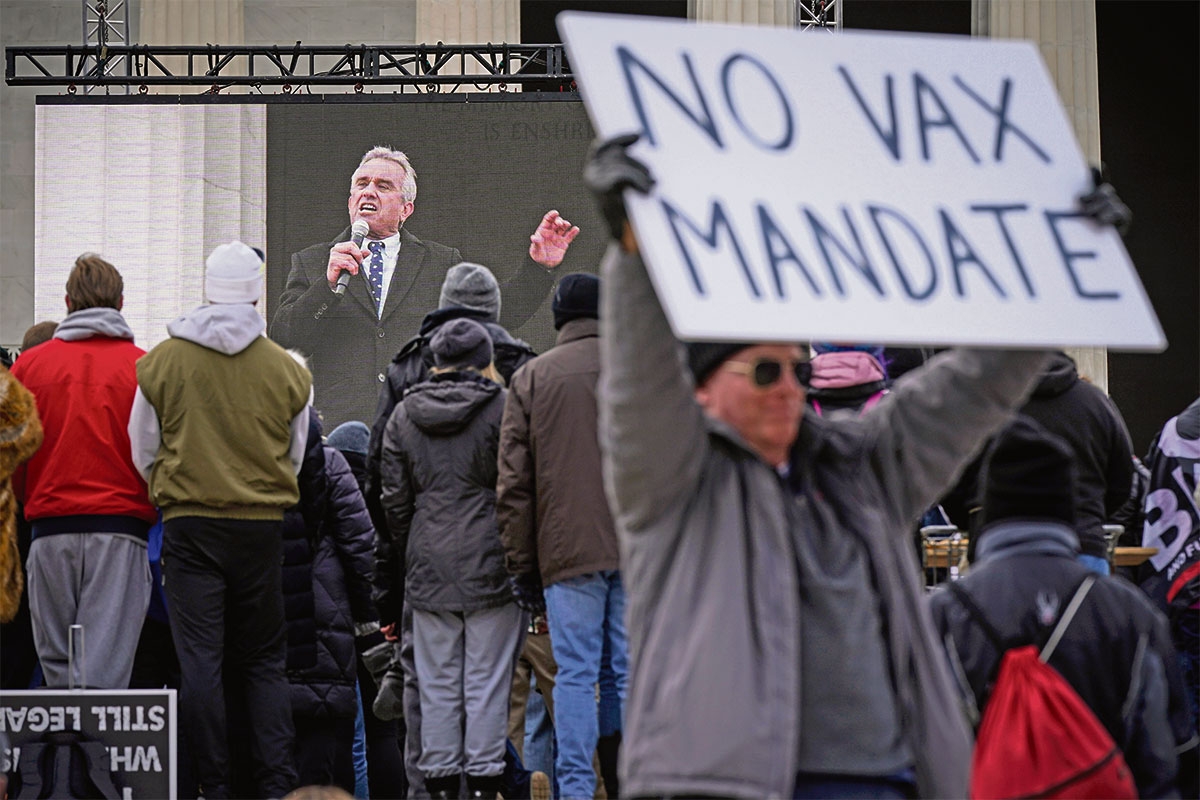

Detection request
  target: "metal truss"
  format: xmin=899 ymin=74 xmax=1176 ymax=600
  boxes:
xmin=81 ymin=0 xmax=131 ymax=94
xmin=4 ymin=42 xmax=571 ymax=94
xmin=796 ymin=0 xmax=842 ymax=31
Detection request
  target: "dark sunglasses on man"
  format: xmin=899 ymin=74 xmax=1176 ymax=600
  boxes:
xmin=723 ymin=356 xmax=812 ymax=388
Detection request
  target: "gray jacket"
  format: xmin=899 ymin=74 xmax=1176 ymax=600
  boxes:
xmin=381 ymin=371 xmax=510 ymax=613
xmin=598 ymin=246 xmax=1048 ymax=799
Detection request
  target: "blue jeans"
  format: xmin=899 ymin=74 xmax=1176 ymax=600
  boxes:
xmin=524 ymin=678 xmax=556 ymax=788
xmin=545 ymin=571 xmax=628 ymax=799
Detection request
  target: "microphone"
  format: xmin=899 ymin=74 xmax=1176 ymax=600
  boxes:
xmin=333 ymin=219 xmax=371 ymax=296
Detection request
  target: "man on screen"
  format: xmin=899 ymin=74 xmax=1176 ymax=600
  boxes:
xmin=270 ymin=145 xmax=579 ymax=427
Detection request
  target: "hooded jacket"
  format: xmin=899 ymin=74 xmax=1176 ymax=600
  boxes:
xmin=599 ymin=246 xmax=1048 ymax=799
xmin=13 ymin=308 xmax=156 ymax=532
xmin=929 ymin=521 xmax=1194 ymax=798
xmin=378 ymin=371 xmax=509 ymax=618
xmin=129 ymin=303 xmax=311 ymax=521
xmin=1019 ymin=351 xmax=1134 ymax=558
xmin=365 ymin=306 xmax=535 ymax=532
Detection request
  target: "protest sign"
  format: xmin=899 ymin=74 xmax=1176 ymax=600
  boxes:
xmin=2 ymin=689 xmax=177 ymax=799
xmin=558 ymin=12 xmax=1165 ymax=349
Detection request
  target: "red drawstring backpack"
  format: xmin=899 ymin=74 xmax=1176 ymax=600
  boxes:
xmin=949 ymin=576 xmax=1138 ymax=799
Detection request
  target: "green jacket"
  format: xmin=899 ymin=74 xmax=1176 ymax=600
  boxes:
xmin=135 ymin=307 xmax=311 ymax=521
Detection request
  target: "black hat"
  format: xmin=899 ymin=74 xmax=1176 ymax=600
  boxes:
xmin=430 ymin=318 xmax=493 ymax=370
xmin=979 ymin=415 xmax=1077 ymax=532
xmin=552 ymin=273 xmax=600 ymax=330
xmin=685 ymin=342 xmax=749 ymax=387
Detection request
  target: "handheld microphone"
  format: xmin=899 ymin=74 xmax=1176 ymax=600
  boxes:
xmin=333 ymin=219 xmax=371 ymax=296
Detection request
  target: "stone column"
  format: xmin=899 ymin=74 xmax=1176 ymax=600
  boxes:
xmin=416 ymin=0 xmax=519 ymax=88
xmin=689 ymin=0 xmax=795 ymax=26
xmin=139 ymin=0 xmax=246 ymax=93
xmin=975 ymin=0 xmax=1109 ymax=389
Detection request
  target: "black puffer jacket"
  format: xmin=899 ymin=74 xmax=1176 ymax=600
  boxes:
xmin=378 ymin=370 xmax=509 ymax=619
xmin=283 ymin=424 xmax=377 ymax=718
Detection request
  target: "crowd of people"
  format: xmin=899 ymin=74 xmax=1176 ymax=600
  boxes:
xmin=0 ymin=136 xmax=1196 ymax=800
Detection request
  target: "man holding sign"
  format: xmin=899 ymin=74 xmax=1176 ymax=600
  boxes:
xmin=585 ymin=135 xmax=1132 ymax=799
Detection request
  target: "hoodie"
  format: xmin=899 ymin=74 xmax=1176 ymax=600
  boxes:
xmin=128 ymin=303 xmax=312 ymax=521
xmin=12 ymin=307 xmax=156 ymax=531
xmin=378 ymin=371 xmax=509 ymax=614
xmin=1020 ymin=352 xmax=1135 ymax=558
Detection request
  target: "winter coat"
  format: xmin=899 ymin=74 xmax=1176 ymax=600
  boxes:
xmin=0 ymin=365 xmax=42 ymax=623
xmin=283 ymin=424 xmax=377 ymax=719
xmin=598 ymin=246 xmax=1049 ymax=799
xmin=928 ymin=521 xmax=1193 ymax=798
xmin=1020 ymin=351 xmax=1134 ymax=557
xmin=496 ymin=317 xmax=619 ymax=586
xmin=938 ymin=351 xmax=1135 ymax=554
xmin=365 ymin=306 xmax=535 ymax=534
xmin=12 ymin=308 xmax=156 ymax=529
xmin=379 ymin=371 xmax=509 ymax=618
xmin=129 ymin=303 xmax=311 ymax=521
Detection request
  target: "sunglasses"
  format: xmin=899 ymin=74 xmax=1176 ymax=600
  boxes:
xmin=723 ymin=357 xmax=812 ymax=388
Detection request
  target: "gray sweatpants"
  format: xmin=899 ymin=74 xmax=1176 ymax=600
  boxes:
xmin=27 ymin=533 xmax=152 ymax=689
xmin=413 ymin=603 xmax=524 ymax=779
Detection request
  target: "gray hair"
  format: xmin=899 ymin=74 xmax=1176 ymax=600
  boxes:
xmin=358 ymin=146 xmax=417 ymax=205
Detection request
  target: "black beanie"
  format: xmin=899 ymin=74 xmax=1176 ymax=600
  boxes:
xmin=979 ymin=415 xmax=1077 ymax=532
xmin=430 ymin=318 xmax=493 ymax=370
xmin=552 ymin=273 xmax=600 ymax=330
xmin=685 ymin=342 xmax=749 ymax=387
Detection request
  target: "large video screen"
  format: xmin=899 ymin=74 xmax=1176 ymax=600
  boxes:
xmin=36 ymin=95 xmax=605 ymax=428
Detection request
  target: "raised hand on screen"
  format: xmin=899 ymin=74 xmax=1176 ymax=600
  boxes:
xmin=529 ymin=209 xmax=581 ymax=268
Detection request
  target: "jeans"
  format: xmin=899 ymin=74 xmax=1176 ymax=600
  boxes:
xmin=544 ymin=571 xmax=628 ymax=799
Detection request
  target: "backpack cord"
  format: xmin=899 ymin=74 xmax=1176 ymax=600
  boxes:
xmin=1039 ymin=575 xmax=1096 ymax=662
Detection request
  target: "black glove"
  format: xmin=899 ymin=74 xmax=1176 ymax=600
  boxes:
xmin=508 ymin=572 xmax=546 ymax=614
xmin=583 ymin=132 xmax=656 ymax=241
xmin=1079 ymin=164 xmax=1132 ymax=236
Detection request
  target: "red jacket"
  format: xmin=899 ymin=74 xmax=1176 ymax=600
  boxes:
xmin=12 ymin=334 xmax=156 ymax=526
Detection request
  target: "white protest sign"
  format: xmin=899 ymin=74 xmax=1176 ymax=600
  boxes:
xmin=558 ymin=13 xmax=1165 ymax=350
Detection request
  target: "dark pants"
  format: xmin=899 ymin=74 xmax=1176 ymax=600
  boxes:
xmin=354 ymin=654 xmax=407 ymax=799
xmin=163 ymin=517 xmax=297 ymax=799
xmin=295 ymin=715 xmax=355 ymax=789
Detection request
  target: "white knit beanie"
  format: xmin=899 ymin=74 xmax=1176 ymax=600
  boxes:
xmin=205 ymin=241 xmax=263 ymax=304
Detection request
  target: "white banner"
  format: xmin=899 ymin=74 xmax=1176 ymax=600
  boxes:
xmin=558 ymin=12 xmax=1165 ymax=350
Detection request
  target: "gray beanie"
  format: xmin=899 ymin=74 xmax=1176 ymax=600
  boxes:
xmin=431 ymin=318 xmax=493 ymax=370
xmin=439 ymin=262 xmax=501 ymax=321
xmin=327 ymin=420 xmax=370 ymax=456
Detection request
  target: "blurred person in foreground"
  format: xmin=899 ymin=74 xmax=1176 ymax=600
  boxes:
xmin=583 ymin=134 xmax=1131 ymax=799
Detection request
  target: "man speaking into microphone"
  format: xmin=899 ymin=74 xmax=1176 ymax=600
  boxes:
xmin=271 ymin=145 xmax=579 ymax=428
